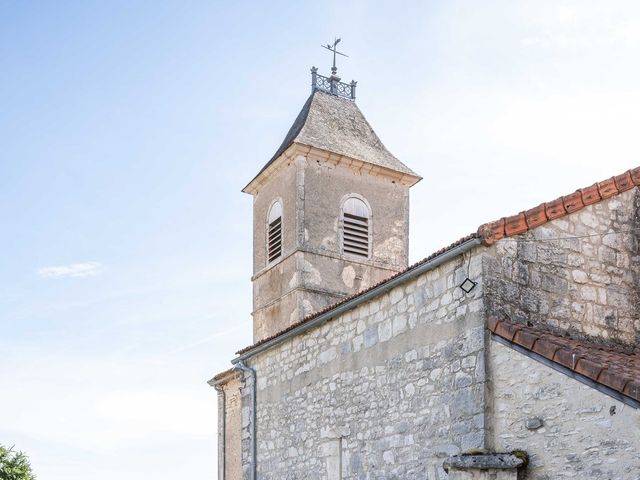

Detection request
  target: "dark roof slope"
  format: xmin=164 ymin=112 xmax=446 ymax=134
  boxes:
xmin=488 ymin=318 xmax=640 ymax=403
xmin=244 ymin=90 xmax=419 ymax=191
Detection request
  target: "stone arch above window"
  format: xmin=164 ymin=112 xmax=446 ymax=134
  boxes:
xmin=267 ymin=200 xmax=282 ymax=264
xmin=340 ymin=195 xmax=371 ymax=259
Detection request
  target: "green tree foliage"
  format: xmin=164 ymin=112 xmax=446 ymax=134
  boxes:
xmin=0 ymin=445 xmax=35 ymax=480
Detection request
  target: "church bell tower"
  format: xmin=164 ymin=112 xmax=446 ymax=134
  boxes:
xmin=243 ymin=57 xmax=421 ymax=342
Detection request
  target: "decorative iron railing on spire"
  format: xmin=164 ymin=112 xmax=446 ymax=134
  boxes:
xmin=311 ymin=67 xmax=357 ymax=100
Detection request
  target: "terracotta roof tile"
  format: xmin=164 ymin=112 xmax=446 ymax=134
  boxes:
xmin=478 ymin=167 xmax=640 ymax=245
xmin=580 ymin=183 xmax=602 ymax=205
xmin=524 ymin=204 xmax=547 ymax=229
xmin=614 ymin=171 xmax=635 ymax=192
xmin=489 ymin=319 xmax=640 ymax=402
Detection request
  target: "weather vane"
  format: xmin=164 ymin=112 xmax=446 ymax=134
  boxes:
xmin=322 ymin=37 xmax=348 ymax=77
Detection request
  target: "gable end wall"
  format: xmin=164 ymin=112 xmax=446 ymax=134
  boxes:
xmin=483 ymin=188 xmax=640 ymax=349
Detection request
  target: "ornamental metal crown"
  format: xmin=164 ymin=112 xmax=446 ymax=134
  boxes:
xmin=311 ymin=67 xmax=357 ymax=100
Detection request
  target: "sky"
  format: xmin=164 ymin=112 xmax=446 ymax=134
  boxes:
xmin=1 ymin=1 xmax=640 ymax=479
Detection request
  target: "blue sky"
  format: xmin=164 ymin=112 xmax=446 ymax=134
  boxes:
xmin=2 ymin=1 xmax=640 ymax=479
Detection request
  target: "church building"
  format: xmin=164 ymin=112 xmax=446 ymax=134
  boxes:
xmin=210 ymin=63 xmax=640 ymax=480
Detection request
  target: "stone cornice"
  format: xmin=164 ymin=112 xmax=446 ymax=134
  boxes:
xmin=242 ymin=143 xmax=421 ymax=196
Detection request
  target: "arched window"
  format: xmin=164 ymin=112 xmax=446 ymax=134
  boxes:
xmin=267 ymin=201 xmax=282 ymax=263
xmin=341 ymin=196 xmax=370 ymax=258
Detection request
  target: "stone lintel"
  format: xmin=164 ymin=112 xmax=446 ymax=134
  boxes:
xmin=444 ymin=452 xmax=528 ymax=473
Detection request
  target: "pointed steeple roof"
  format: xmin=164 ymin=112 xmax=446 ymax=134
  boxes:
xmin=244 ymin=71 xmax=420 ymax=193
xmin=276 ymin=90 xmax=417 ymax=174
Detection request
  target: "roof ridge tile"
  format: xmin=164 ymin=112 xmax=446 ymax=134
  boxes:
xmin=479 ymin=167 xmax=640 ymax=245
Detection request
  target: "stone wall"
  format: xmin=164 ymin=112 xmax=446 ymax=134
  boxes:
xmin=251 ymin=152 xmax=413 ymax=343
xmin=487 ymin=338 xmax=640 ymax=480
xmin=241 ymin=248 xmax=487 ymax=480
xmin=484 ymin=188 xmax=640 ymax=348
xmin=252 ymin=159 xmax=298 ymax=276
xmin=222 ymin=375 xmax=243 ymax=480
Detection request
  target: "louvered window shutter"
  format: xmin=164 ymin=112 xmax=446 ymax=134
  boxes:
xmin=268 ymin=217 xmax=282 ymax=262
xmin=267 ymin=201 xmax=283 ymax=263
xmin=342 ymin=197 xmax=370 ymax=258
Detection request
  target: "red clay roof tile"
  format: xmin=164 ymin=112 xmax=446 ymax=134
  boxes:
xmin=524 ymin=204 xmax=547 ymax=229
xmin=562 ymin=191 xmax=584 ymax=213
xmin=581 ymin=183 xmax=602 ymax=205
xmin=614 ymin=172 xmax=634 ymax=192
xmin=478 ymin=167 xmax=639 ymax=245
xmin=545 ymin=198 xmax=567 ymax=220
xmin=505 ymin=213 xmax=528 ymax=236
xmin=598 ymin=178 xmax=619 ymax=199
xmin=488 ymin=318 xmax=640 ymax=402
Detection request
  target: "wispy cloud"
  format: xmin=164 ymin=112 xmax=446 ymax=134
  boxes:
xmin=38 ymin=262 xmax=103 ymax=279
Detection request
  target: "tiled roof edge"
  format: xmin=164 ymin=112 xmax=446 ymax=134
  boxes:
xmin=235 ymin=233 xmax=481 ymax=356
xmin=488 ymin=318 xmax=640 ymax=405
xmin=478 ymin=167 xmax=640 ymax=245
xmin=234 ymin=165 xmax=640 ymax=360
xmin=207 ymin=367 xmax=240 ymax=387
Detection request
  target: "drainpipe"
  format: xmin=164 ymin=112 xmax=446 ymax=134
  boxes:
xmin=236 ymin=360 xmax=257 ymax=480
xmin=213 ymin=383 xmax=226 ymax=480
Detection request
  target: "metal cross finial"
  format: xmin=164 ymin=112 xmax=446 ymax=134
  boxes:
xmin=322 ymin=37 xmax=348 ymax=77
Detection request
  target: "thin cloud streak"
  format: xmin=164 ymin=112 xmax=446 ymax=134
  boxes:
xmin=37 ymin=262 xmax=103 ymax=279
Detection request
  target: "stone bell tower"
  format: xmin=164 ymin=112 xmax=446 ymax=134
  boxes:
xmin=243 ymin=64 xmax=421 ymax=342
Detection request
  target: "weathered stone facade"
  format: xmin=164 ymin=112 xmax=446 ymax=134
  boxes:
xmin=213 ymin=374 xmax=243 ymax=480
xmin=488 ymin=340 xmax=640 ymax=480
xmin=250 ymin=150 xmax=415 ymax=342
xmin=484 ymin=188 xmax=640 ymax=348
xmin=243 ymin=251 xmax=486 ymax=479
xmin=211 ymin=70 xmax=640 ymax=480
xmin=229 ymin=200 xmax=640 ymax=478
xmin=215 ymin=180 xmax=640 ymax=480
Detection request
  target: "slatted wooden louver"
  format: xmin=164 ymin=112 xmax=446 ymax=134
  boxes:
xmin=342 ymin=197 xmax=370 ymax=258
xmin=267 ymin=201 xmax=282 ymax=263
xmin=268 ymin=217 xmax=282 ymax=262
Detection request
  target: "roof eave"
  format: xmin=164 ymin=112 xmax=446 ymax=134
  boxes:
xmin=242 ymin=142 xmax=422 ymax=195
xmin=233 ymin=235 xmax=481 ymax=361
xmin=207 ymin=367 xmax=241 ymax=387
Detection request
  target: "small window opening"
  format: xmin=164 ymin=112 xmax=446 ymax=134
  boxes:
xmin=267 ymin=201 xmax=282 ymax=263
xmin=342 ymin=197 xmax=370 ymax=258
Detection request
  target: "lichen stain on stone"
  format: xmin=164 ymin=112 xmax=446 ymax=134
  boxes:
xmin=289 ymin=272 xmax=298 ymax=289
xmin=321 ymin=235 xmax=336 ymax=250
xmin=379 ymin=236 xmax=404 ymax=260
xmin=303 ymin=260 xmax=322 ymax=285
xmin=360 ymin=268 xmax=371 ymax=290
xmin=342 ymin=265 xmax=356 ymax=288
xmin=302 ymin=299 xmax=314 ymax=316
